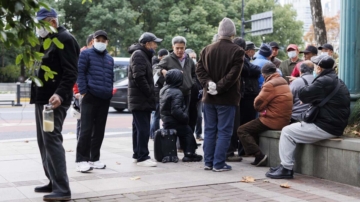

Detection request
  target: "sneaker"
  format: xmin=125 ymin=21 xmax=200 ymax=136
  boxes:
xmin=76 ymin=162 xmax=93 ymax=173
xmin=136 ymin=159 xmax=157 ymax=167
xmin=204 ymin=165 xmax=213 ymax=170
xmin=226 ymin=156 xmax=243 ymax=162
xmin=89 ymin=161 xmax=106 ymax=169
xmin=213 ymin=164 xmax=232 ymax=172
xmin=251 ymin=154 xmax=268 ymax=167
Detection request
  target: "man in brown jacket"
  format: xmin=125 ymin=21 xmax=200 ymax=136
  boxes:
xmin=196 ymin=17 xmax=244 ymax=172
xmin=237 ymin=62 xmax=293 ymax=167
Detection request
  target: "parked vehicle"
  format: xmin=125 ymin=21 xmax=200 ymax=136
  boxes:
xmin=111 ymin=57 xmax=130 ymax=112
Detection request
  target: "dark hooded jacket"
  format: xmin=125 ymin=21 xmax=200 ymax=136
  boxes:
xmin=241 ymin=54 xmax=261 ymax=99
xmin=160 ymin=69 xmax=188 ymax=128
xmin=127 ymin=44 xmax=156 ymax=111
xmin=299 ymin=69 xmax=350 ymax=136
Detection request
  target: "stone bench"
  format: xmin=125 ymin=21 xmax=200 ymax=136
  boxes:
xmin=259 ymin=130 xmax=360 ymax=187
xmin=0 ymin=100 xmax=14 ymax=106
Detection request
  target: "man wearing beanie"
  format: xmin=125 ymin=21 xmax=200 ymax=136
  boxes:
xmin=196 ymin=17 xmax=244 ymax=172
xmin=252 ymin=43 xmax=273 ymax=88
xmin=237 ymin=62 xmax=293 ymax=167
xmin=267 ymin=55 xmax=350 ymax=179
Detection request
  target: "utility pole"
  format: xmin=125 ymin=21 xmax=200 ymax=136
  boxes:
xmin=241 ymin=0 xmax=245 ymax=38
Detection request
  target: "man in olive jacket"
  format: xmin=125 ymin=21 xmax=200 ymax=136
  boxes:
xmin=156 ymin=36 xmax=196 ymax=113
xmin=128 ymin=32 xmax=162 ymax=167
xmin=196 ymin=17 xmax=244 ymax=172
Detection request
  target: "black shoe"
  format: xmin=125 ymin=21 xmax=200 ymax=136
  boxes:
xmin=266 ymin=165 xmax=293 ymax=179
xmin=251 ymin=154 xmax=267 ymax=167
xmin=226 ymin=155 xmax=243 ymax=162
xmin=43 ymin=192 xmax=71 ymax=201
xmin=34 ymin=183 xmax=52 ymax=193
xmin=269 ymin=165 xmax=294 ymax=175
xmin=182 ymin=153 xmax=203 ymax=162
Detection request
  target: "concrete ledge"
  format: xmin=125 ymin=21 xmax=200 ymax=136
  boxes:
xmin=259 ymin=130 xmax=360 ymax=187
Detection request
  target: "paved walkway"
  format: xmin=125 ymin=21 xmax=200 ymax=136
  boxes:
xmin=0 ymin=136 xmax=360 ymax=202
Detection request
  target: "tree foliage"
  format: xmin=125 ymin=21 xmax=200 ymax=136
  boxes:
xmin=62 ymin=0 xmax=303 ymax=56
xmin=304 ymin=13 xmax=340 ymax=47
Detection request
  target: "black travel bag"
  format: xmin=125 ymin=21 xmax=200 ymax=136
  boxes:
xmin=154 ymin=129 xmax=179 ymax=163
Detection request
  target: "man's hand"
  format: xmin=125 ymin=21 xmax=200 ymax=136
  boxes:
xmin=49 ymin=94 xmax=62 ymax=109
xmin=286 ymin=76 xmax=296 ymax=82
xmin=75 ymin=93 xmax=81 ymax=99
xmin=161 ymin=69 xmax=168 ymax=77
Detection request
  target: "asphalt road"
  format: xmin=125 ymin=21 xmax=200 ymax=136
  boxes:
xmin=0 ymin=101 xmax=133 ymax=141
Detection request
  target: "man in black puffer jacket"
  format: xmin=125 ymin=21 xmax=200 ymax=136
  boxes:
xmin=128 ymin=32 xmax=162 ymax=167
xmin=267 ymin=55 xmax=350 ymax=179
xmin=160 ymin=69 xmax=203 ymax=162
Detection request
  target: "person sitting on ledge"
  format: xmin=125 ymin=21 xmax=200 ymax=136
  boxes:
xmin=266 ymin=55 xmax=350 ymax=179
xmin=237 ymin=62 xmax=293 ymax=167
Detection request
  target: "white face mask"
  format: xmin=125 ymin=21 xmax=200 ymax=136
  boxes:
xmin=94 ymin=41 xmax=107 ymax=52
xmin=321 ymin=52 xmax=329 ymax=56
xmin=192 ymin=58 xmax=197 ymax=65
xmin=36 ymin=27 xmax=49 ymax=38
xmin=287 ymin=51 xmax=297 ymax=59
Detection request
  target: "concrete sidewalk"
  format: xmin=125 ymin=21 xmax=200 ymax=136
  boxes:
xmin=0 ymin=136 xmax=360 ymax=202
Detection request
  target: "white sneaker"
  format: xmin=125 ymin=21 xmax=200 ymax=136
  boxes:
xmin=89 ymin=161 xmax=106 ymax=169
xmin=136 ymin=159 xmax=157 ymax=167
xmin=133 ymin=159 xmax=138 ymax=163
xmin=76 ymin=161 xmax=93 ymax=173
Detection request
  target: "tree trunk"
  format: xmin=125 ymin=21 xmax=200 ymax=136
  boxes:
xmin=310 ymin=0 xmax=327 ymax=46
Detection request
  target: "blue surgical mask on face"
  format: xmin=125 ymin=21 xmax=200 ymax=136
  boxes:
xmin=313 ymin=71 xmax=317 ymax=78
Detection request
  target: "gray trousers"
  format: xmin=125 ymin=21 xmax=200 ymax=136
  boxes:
xmin=280 ymin=122 xmax=335 ymax=170
xmin=35 ymin=104 xmax=71 ymax=195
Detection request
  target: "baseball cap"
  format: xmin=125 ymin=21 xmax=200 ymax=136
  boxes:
xmin=94 ymin=30 xmax=108 ymax=40
xmin=158 ymin=49 xmax=169 ymax=57
xmin=36 ymin=8 xmax=58 ymax=21
xmin=269 ymin=42 xmax=280 ymax=49
xmin=139 ymin=32 xmax=163 ymax=44
xmin=246 ymin=41 xmax=259 ymax=50
xmin=286 ymin=44 xmax=299 ymax=51
xmin=300 ymin=45 xmax=318 ymax=55
xmin=310 ymin=55 xmax=335 ymax=69
xmin=261 ymin=62 xmax=277 ymax=74
xmin=318 ymin=43 xmax=334 ymax=51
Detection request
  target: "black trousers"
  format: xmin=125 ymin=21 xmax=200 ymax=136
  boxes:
xmin=132 ymin=110 xmax=151 ymax=162
xmin=35 ymin=104 xmax=70 ymax=195
xmin=76 ymin=93 xmax=110 ymax=162
xmin=228 ymin=97 xmax=257 ymax=155
xmin=165 ymin=124 xmax=197 ymax=154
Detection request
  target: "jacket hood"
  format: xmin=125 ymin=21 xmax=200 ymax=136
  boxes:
xmin=165 ymin=69 xmax=183 ymax=88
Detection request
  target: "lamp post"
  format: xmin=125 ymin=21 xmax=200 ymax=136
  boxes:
xmin=241 ymin=0 xmax=245 ymax=38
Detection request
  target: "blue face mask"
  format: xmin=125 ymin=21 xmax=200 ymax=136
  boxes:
xmin=150 ymin=48 xmax=155 ymax=54
xmin=313 ymin=71 xmax=317 ymax=78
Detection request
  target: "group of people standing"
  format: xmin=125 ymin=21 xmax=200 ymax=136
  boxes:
xmin=30 ymin=7 xmax=350 ymax=201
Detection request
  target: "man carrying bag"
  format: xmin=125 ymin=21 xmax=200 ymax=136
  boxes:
xmin=266 ymin=55 xmax=350 ymax=179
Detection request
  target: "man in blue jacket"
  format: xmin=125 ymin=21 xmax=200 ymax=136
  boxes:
xmin=76 ymin=30 xmax=114 ymax=172
xmin=252 ymin=44 xmax=273 ymax=88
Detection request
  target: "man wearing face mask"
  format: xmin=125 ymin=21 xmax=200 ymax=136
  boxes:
xmin=128 ymin=32 xmax=162 ymax=167
xmin=31 ymin=8 xmax=79 ymax=201
xmin=318 ymin=43 xmax=337 ymax=72
xmin=288 ymin=45 xmax=318 ymax=81
xmin=266 ymin=55 xmax=350 ymax=179
xmin=279 ymin=44 xmax=303 ymax=83
xmin=76 ymin=30 xmax=114 ymax=172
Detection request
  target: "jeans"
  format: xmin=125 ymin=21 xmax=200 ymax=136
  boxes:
xmin=132 ymin=110 xmax=151 ymax=162
xmin=150 ymin=103 xmax=160 ymax=139
xmin=203 ymin=103 xmax=236 ymax=169
xmin=76 ymin=93 xmax=110 ymax=162
xmin=195 ymin=101 xmax=203 ymax=136
xmin=35 ymin=104 xmax=71 ymax=195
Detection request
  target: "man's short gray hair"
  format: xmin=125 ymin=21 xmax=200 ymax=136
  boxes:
xmin=300 ymin=61 xmax=314 ymax=74
xmin=172 ymin=36 xmax=186 ymax=46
